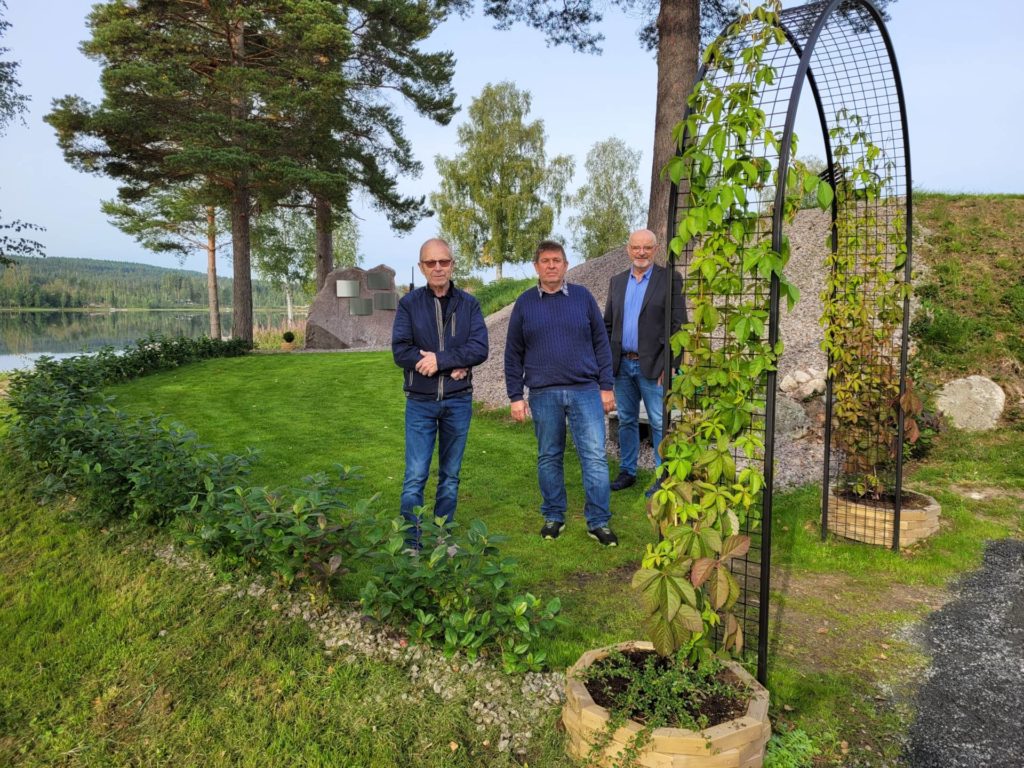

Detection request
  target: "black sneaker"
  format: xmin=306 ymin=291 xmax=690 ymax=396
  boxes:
xmin=540 ymin=520 xmax=565 ymax=540
xmin=588 ymin=526 xmax=619 ymax=547
xmin=610 ymin=471 xmax=636 ymax=491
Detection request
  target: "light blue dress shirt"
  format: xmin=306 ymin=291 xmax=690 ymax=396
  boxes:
xmin=622 ymin=265 xmax=652 ymax=354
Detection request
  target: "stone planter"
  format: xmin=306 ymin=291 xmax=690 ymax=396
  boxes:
xmin=826 ymin=488 xmax=940 ymax=547
xmin=281 ymin=340 xmax=295 ymax=352
xmin=562 ymin=641 xmax=771 ymax=768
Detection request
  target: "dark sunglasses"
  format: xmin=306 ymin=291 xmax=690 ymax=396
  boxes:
xmin=421 ymin=259 xmax=452 ymax=268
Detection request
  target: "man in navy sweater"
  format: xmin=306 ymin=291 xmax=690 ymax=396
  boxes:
xmin=504 ymin=240 xmax=618 ymax=547
xmin=392 ymin=238 xmax=489 ymax=549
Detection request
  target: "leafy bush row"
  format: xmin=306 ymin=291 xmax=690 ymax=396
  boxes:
xmin=3 ymin=336 xmax=559 ymax=672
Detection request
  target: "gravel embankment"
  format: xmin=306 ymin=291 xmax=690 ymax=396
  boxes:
xmin=472 ymin=209 xmax=832 ymax=488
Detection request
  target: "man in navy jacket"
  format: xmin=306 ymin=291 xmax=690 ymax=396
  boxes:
xmin=392 ymin=238 xmax=488 ymax=548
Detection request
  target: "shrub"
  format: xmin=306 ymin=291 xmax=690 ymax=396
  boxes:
xmin=358 ymin=514 xmax=560 ymax=672
xmin=178 ymin=467 xmax=363 ymax=589
xmin=282 ymin=330 xmax=296 ymax=343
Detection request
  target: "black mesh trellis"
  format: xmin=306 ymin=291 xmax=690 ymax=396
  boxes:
xmin=662 ymin=0 xmax=911 ymax=683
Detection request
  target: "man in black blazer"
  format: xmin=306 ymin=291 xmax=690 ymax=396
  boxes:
xmin=603 ymin=229 xmax=686 ymax=493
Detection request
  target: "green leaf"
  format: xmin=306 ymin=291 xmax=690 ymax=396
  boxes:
xmin=817 ymin=180 xmax=835 ymax=209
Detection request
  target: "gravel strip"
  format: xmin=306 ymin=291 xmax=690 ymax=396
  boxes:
xmin=906 ymin=538 xmax=1024 ymax=768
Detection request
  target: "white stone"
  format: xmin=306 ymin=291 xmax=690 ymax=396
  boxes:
xmin=780 ymin=374 xmax=798 ymax=392
xmin=935 ymin=375 xmax=1005 ymax=431
xmin=793 ymin=370 xmax=811 ymax=384
xmin=800 ymin=378 xmax=826 ymax=398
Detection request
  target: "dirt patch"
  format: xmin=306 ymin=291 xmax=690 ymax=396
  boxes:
xmin=770 ymin=568 xmax=949 ymax=676
xmin=563 ymin=563 xmax=634 ymax=592
xmin=950 ymin=484 xmax=1024 ymax=502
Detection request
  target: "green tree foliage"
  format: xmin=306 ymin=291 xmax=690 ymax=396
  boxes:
xmin=0 ymin=256 xmax=287 ymax=310
xmin=0 ymin=0 xmax=43 ymax=267
xmin=45 ymin=0 xmax=457 ymax=343
xmin=568 ymin=137 xmax=644 ymax=260
xmin=431 ymin=82 xmax=573 ymax=279
xmin=465 ymin=0 xmax=895 ymax=245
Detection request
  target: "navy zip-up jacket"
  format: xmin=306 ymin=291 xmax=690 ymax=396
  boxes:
xmin=392 ymin=284 xmax=489 ymax=400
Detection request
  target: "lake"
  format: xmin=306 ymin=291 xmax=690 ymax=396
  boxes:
xmin=0 ymin=309 xmax=294 ymax=373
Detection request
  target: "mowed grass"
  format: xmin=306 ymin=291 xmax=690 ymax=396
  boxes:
xmin=104 ymin=351 xmax=650 ymax=667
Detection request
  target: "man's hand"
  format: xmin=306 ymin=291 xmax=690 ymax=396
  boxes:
xmin=415 ymin=350 xmax=438 ymax=376
xmin=510 ymin=400 xmax=529 ymax=423
xmin=601 ymin=389 xmax=615 ymax=414
xmin=657 ymin=370 xmax=664 ymax=387
xmin=450 ymin=367 xmax=468 ymax=381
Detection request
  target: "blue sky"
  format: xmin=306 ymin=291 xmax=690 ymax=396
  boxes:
xmin=0 ymin=0 xmax=1021 ymax=286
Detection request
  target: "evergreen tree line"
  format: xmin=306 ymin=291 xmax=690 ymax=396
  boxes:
xmin=0 ymin=257 xmax=288 ymax=310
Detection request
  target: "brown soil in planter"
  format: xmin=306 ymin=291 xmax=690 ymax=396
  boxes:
xmin=834 ymin=488 xmax=931 ymax=509
xmin=583 ymin=649 xmax=749 ymax=729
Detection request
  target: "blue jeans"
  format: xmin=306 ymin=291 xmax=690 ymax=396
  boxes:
xmin=528 ymin=388 xmax=611 ymax=529
xmin=614 ymin=357 xmax=664 ymax=475
xmin=400 ymin=394 xmax=473 ymax=545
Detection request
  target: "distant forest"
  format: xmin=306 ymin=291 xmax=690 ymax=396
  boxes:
xmin=0 ymin=257 xmax=289 ymax=309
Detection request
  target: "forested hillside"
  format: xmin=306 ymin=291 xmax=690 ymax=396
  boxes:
xmin=0 ymin=257 xmax=289 ymax=309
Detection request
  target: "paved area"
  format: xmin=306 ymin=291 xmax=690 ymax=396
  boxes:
xmin=907 ymin=538 xmax=1024 ymax=768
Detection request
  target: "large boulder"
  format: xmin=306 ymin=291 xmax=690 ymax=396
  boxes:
xmin=305 ymin=264 xmax=398 ymax=350
xmin=935 ymin=375 xmax=1005 ymax=431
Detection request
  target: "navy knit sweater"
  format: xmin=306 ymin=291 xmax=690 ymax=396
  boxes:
xmin=504 ymin=283 xmax=614 ymax=402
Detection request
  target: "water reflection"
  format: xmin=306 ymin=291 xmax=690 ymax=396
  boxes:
xmin=0 ymin=309 xmax=292 ymax=372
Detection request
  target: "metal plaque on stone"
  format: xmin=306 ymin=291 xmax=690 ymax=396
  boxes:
xmin=373 ymin=292 xmax=398 ymax=311
xmin=336 ymin=279 xmax=361 ymax=298
xmin=349 ymin=298 xmax=374 ymax=316
xmin=366 ymin=272 xmax=392 ymax=290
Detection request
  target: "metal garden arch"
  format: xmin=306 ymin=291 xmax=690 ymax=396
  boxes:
xmin=661 ymin=0 xmax=912 ymax=683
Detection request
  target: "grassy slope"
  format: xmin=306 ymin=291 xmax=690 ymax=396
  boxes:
xmin=3 ymin=195 xmax=1024 ymax=766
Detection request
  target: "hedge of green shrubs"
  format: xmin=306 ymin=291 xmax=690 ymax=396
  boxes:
xmin=3 ymin=336 xmax=558 ymax=672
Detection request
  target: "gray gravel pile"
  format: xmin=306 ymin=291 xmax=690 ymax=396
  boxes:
xmin=906 ymin=538 xmax=1024 ymax=768
xmin=471 ymin=209 xmax=833 ymax=487
xmin=149 ymin=543 xmax=564 ymax=758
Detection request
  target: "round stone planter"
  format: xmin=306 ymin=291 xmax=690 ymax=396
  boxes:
xmin=826 ymin=488 xmax=940 ymax=547
xmin=562 ymin=641 xmax=771 ymax=768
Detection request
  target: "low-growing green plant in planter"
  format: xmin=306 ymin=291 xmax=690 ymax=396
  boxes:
xmin=561 ymin=3 xmax=832 ymax=766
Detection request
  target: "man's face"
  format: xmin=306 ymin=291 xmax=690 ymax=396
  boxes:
xmin=419 ymin=243 xmax=453 ymax=292
xmin=627 ymin=232 xmax=656 ymax=273
xmin=534 ymin=249 xmax=568 ymax=290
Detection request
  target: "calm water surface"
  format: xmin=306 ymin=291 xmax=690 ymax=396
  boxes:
xmin=0 ymin=309 xmax=291 ymax=372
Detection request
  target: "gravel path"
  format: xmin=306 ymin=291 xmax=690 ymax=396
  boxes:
xmin=471 ymin=209 xmax=833 ymax=488
xmin=906 ymin=538 xmax=1024 ymax=768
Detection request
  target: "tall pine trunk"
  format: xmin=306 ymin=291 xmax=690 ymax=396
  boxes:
xmin=206 ymin=206 xmax=221 ymax=339
xmin=230 ymin=180 xmax=253 ymax=345
xmin=228 ymin=18 xmax=253 ymax=345
xmin=646 ymin=0 xmax=700 ymax=252
xmin=315 ymin=195 xmax=333 ymax=291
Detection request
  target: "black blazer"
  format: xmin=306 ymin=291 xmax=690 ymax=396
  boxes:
xmin=603 ymin=264 xmax=687 ymax=380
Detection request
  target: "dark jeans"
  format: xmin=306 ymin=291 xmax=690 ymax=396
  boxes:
xmin=528 ymin=387 xmax=611 ymax=529
xmin=400 ymin=394 xmax=473 ymax=546
xmin=614 ymin=357 xmax=664 ymax=475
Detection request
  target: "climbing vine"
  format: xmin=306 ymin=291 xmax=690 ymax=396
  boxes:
xmin=633 ymin=0 xmax=833 ymax=661
xmin=820 ymin=109 xmax=915 ymax=499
